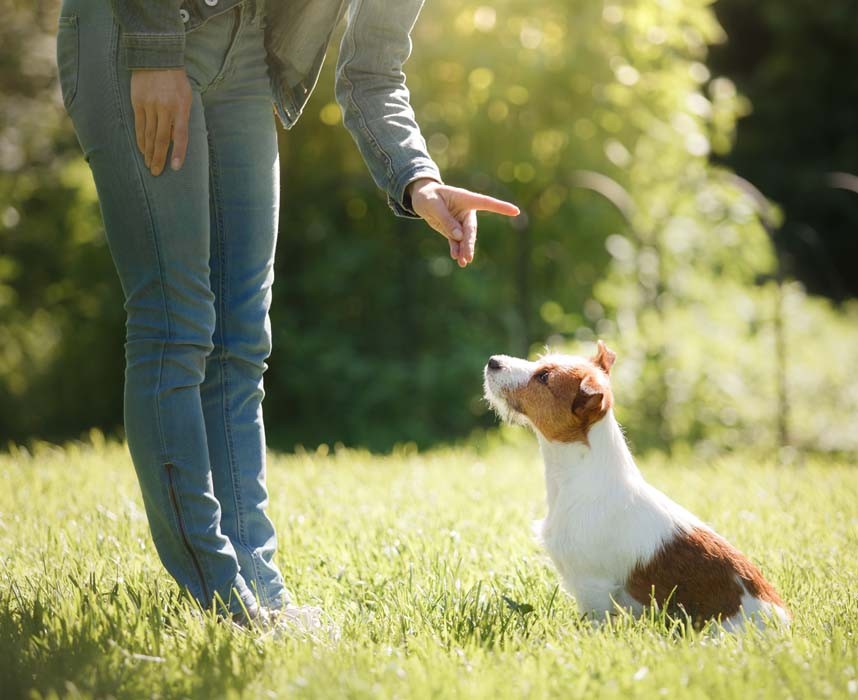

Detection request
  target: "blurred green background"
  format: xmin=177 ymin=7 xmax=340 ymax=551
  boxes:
xmin=1 ymin=0 xmax=856 ymax=455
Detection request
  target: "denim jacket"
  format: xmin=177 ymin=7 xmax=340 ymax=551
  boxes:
xmin=110 ymin=0 xmax=441 ymax=217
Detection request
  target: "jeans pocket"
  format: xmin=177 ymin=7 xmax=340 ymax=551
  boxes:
xmin=56 ymin=15 xmax=80 ymax=110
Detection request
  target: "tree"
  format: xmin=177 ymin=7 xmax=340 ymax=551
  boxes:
xmin=709 ymin=0 xmax=858 ymax=301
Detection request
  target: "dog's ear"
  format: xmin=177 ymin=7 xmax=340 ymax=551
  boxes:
xmin=572 ymin=376 xmax=604 ymax=418
xmin=592 ymin=340 xmax=616 ymax=375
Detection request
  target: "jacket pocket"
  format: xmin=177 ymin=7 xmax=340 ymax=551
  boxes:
xmin=56 ymin=15 xmax=80 ymax=110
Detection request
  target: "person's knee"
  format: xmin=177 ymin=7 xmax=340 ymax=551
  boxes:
xmin=125 ymin=278 xmax=217 ymax=372
xmin=212 ymin=309 xmax=272 ymax=372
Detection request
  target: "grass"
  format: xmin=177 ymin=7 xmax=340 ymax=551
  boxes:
xmin=1 ymin=431 xmax=856 ymax=699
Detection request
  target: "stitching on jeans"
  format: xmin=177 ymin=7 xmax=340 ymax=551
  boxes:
xmin=122 ymin=34 xmax=185 ymax=43
xmin=211 ymin=6 xmax=245 ymax=88
xmin=207 ymin=131 xmax=268 ymax=604
xmin=110 ymin=21 xmax=171 ymax=470
xmin=111 ymin=19 xmax=213 ymax=601
xmin=207 ymin=139 xmax=241 ymax=540
xmin=210 ymin=1 xmax=273 ymax=608
xmin=165 ymin=462 xmax=211 ymax=602
xmin=207 ymin=59 xmax=276 ymax=602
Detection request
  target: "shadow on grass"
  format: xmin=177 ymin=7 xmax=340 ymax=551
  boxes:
xmin=0 ymin=575 xmax=264 ymax=699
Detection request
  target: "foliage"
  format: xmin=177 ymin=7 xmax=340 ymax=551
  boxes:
xmin=709 ymin=0 xmax=858 ymax=301
xmin=1 ymin=0 xmax=856 ymax=453
xmin=1 ymin=438 xmax=857 ymax=698
xmin=0 ymin=0 xmax=126 ymax=440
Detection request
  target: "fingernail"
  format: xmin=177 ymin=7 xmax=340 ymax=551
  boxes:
xmin=452 ymin=227 xmax=463 ymax=241
xmin=171 ymin=157 xmax=181 ymax=171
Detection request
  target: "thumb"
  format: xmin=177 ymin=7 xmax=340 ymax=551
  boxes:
xmin=432 ymin=202 xmax=463 ymax=241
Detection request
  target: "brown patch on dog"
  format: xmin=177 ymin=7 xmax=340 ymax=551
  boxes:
xmin=625 ymin=527 xmax=788 ymax=627
xmin=503 ymin=361 xmax=613 ymax=444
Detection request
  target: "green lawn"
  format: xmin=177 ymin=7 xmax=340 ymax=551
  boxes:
xmin=1 ymin=434 xmax=856 ymax=699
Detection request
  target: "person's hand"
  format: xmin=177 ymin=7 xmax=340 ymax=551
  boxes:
xmin=130 ymin=68 xmax=192 ymax=176
xmin=408 ymin=178 xmax=520 ymax=268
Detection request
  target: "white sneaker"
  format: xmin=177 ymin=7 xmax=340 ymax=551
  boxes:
xmin=256 ymin=604 xmax=339 ymax=641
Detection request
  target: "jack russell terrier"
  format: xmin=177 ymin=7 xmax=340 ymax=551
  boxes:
xmin=483 ymin=342 xmax=790 ymax=631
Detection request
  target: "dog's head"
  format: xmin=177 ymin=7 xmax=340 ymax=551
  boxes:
xmin=483 ymin=341 xmax=616 ymax=444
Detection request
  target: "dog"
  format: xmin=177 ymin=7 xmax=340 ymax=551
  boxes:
xmin=483 ymin=341 xmax=790 ymax=631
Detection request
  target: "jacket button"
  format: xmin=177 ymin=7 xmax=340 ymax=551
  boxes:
xmin=179 ymin=9 xmax=190 ymax=22
xmin=204 ymin=0 xmax=218 ymax=5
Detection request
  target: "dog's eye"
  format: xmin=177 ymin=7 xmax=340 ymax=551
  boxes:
xmin=535 ymin=370 xmax=550 ymax=385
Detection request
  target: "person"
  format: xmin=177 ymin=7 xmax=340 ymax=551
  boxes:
xmin=55 ymin=0 xmax=519 ymax=624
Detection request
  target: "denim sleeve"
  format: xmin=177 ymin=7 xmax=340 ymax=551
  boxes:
xmin=110 ymin=0 xmax=185 ymax=69
xmin=335 ymin=0 xmax=442 ymax=218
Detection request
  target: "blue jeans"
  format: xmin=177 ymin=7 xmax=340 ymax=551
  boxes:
xmin=57 ymin=0 xmax=288 ymax=617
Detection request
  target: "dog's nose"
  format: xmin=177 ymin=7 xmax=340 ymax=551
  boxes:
xmin=487 ymin=356 xmax=503 ymax=371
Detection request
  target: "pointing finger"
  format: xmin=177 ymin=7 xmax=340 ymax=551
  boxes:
xmin=459 ymin=189 xmax=520 ymax=216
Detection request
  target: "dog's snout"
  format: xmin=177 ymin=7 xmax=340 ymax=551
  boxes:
xmin=487 ymin=356 xmax=503 ymax=371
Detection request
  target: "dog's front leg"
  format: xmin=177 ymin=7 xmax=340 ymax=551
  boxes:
xmin=573 ymin=578 xmax=625 ymax=622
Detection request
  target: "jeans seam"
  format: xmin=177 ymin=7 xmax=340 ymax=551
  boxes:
xmin=165 ymin=462 xmax=211 ymax=603
xmin=207 ymin=139 xmax=237 ymax=531
xmin=211 ymin=6 xmax=246 ymax=88
xmin=111 ymin=19 xmax=172 ymax=465
xmin=112 ymin=18 xmax=214 ymax=602
xmin=208 ymin=135 xmax=266 ymax=603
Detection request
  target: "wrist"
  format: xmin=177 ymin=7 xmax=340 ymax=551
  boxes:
xmin=407 ymin=177 xmax=441 ymax=200
xmin=120 ymin=33 xmax=185 ymax=71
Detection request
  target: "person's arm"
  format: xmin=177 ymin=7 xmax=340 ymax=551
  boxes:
xmin=335 ymin=0 xmax=440 ymax=217
xmin=110 ymin=0 xmax=185 ymax=69
xmin=109 ymin=1 xmax=191 ymax=177
xmin=335 ymin=0 xmax=518 ymax=267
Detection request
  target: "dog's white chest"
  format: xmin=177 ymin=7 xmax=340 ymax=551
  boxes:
xmin=536 ymin=421 xmax=700 ymax=614
xmin=540 ymin=496 xmax=668 ymax=592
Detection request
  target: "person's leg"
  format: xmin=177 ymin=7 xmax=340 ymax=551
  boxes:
xmin=197 ymin=6 xmax=289 ymax=610
xmin=58 ymin=0 xmax=257 ymax=618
